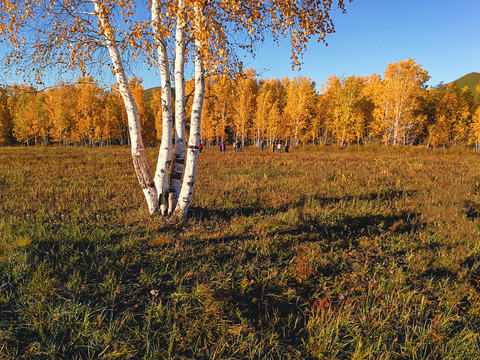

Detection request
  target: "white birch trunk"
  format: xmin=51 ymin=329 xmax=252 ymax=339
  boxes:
xmin=168 ymin=0 xmax=187 ymax=215
xmin=93 ymin=0 xmax=158 ymax=215
xmin=174 ymin=36 xmax=205 ymax=218
xmin=393 ymin=114 xmax=399 ymax=146
xmin=151 ymin=0 xmax=173 ymax=215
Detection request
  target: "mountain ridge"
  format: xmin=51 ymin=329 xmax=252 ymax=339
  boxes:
xmin=448 ymin=72 xmax=480 ymax=95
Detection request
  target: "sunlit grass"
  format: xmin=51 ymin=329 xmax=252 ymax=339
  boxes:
xmin=1 ymin=144 xmax=480 ymax=358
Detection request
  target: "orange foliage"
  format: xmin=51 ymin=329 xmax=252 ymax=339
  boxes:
xmin=370 ymin=59 xmax=429 ymax=145
xmin=2 ymin=60 xmax=479 ymax=149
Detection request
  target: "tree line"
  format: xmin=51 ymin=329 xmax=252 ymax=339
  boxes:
xmin=1 ymin=58 xmax=480 ymax=149
xmin=0 ymin=76 xmax=152 ymax=147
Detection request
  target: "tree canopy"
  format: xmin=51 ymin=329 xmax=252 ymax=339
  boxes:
xmin=2 ymin=61 xmax=480 ymax=149
xmin=0 ymin=0 xmax=352 ymax=84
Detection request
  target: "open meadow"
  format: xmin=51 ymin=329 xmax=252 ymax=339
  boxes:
xmin=1 ymin=145 xmax=480 ymax=359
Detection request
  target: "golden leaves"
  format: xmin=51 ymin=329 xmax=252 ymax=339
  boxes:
xmin=369 ymin=59 xmax=430 ymax=145
xmin=0 ymin=0 xmax=352 ymax=86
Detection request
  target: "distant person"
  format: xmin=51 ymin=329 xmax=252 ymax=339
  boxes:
xmin=237 ymin=141 xmax=242 ymax=152
xmin=260 ymin=140 xmax=264 ymax=152
xmin=285 ymin=142 xmax=289 ymax=153
xmin=272 ymin=142 xmax=276 ymax=153
xmin=233 ymin=141 xmax=237 ymax=152
xmin=277 ymin=141 xmax=282 ymax=153
xmin=199 ymin=141 xmax=203 ymax=153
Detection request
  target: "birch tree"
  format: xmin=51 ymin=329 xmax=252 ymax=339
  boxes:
xmin=12 ymin=88 xmax=37 ymax=146
xmin=102 ymin=91 xmax=126 ymax=145
xmin=232 ymin=70 xmax=258 ymax=146
xmin=470 ymin=107 xmax=480 ymax=151
xmin=210 ymin=75 xmax=234 ymax=144
xmin=428 ymin=84 xmax=471 ymax=147
xmin=74 ymin=78 xmax=103 ymax=145
xmin=1 ymin=0 xmax=353 ymax=218
xmin=0 ymin=89 xmax=13 ymax=145
xmin=255 ymin=79 xmax=285 ymax=145
xmin=200 ymin=79 xmax=217 ymax=144
xmin=174 ymin=18 xmax=205 ymax=218
xmin=284 ymin=77 xmax=317 ymax=145
xmin=371 ymin=59 xmax=429 ymax=145
xmin=312 ymin=91 xmax=332 ymax=144
xmin=44 ymin=85 xmax=76 ymax=145
xmin=325 ymin=75 xmax=367 ymax=145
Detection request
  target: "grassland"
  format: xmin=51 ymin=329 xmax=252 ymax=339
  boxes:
xmin=1 ymin=144 xmax=480 ymax=359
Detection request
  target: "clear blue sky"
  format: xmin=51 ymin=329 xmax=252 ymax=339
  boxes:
xmin=239 ymin=0 xmax=480 ymax=90
xmin=2 ymin=0 xmax=478 ymax=91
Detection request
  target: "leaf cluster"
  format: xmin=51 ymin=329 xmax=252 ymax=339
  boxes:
xmin=0 ymin=0 xmax=353 ymax=84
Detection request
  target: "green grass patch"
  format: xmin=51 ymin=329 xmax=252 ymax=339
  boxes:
xmin=1 ymin=144 xmax=480 ymax=358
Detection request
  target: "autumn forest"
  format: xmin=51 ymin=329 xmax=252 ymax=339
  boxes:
xmin=3 ymin=0 xmax=480 ymax=355
xmin=1 ymin=58 xmax=479 ymax=149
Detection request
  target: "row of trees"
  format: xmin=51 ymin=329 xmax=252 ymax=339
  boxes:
xmin=2 ymin=59 xmax=479 ymax=149
xmin=200 ymin=58 xmax=480 ymax=148
xmin=0 ymin=77 xmax=155 ymax=147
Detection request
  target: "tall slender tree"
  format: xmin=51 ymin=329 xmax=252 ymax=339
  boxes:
xmin=0 ymin=89 xmax=13 ymax=145
xmin=255 ymin=79 xmax=285 ymax=145
xmin=211 ymin=75 xmax=234 ymax=144
xmin=370 ymin=59 xmax=429 ymax=145
xmin=428 ymin=84 xmax=471 ymax=147
xmin=12 ymin=87 xmax=37 ymax=146
xmin=232 ymin=70 xmax=258 ymax=146
xmin=325 ymin=75 xmax=367 ymax=145
xmin=283 ymin=77 xmax=317 ymax=145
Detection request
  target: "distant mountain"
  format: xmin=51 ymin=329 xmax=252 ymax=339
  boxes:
xmin=449 ymin=72 xmax=480 ymax=94
xmin=144 ymin=86 xmax=161 ymax=106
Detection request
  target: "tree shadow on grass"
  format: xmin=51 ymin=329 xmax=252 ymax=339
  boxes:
xmin=186 ymin=192 xmax=424 ymax=347
xmin=463 ymin=200 xmax=480 ymax=220
xmin=187 ymin=189 xmax=422 ymax=255
xmin=182 ymin=200 xmax=425 ymax=352
xmin=187 ymin=189 xmax=417 ymax=222
xmin=203 ymin=212 xmax=424 ymax=354
xmin=2 ymin=189 xmax=422 ymax=358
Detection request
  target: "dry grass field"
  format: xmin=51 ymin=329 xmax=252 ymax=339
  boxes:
xmin=1 ymin=144 xmax=480 ymax=358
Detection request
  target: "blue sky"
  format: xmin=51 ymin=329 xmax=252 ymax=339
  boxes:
xmin=222 ymin=0 xmax=480 ymax=91
xmin=2 ymin=0 xmax=478 ymax=91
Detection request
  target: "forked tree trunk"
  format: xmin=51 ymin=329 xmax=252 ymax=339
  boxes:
xmin=93 ymin=0 xmax=158 ymax=215
xmin=168 ymin=0 xmax=187 ymax=215
xmin=151 ymin=0 xmax=173 ymax=216
xmin=174 ymin=35 xmax=205 ymax=218
xmin=95 ymin=0 xmax=206 ymax=218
